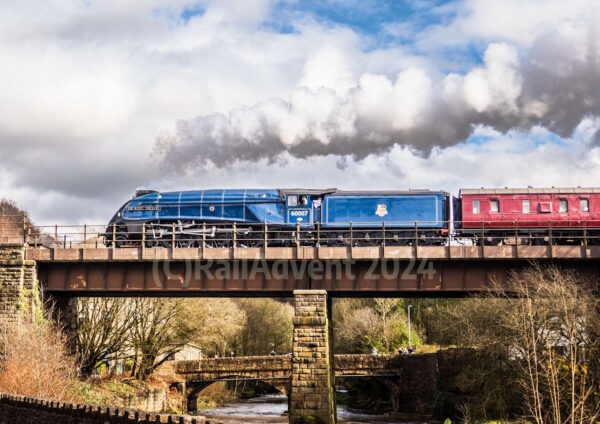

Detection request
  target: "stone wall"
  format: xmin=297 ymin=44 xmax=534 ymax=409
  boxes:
xmin=124 ymin=388 xmax=167 ymax=414
xmin=384 ymin=354 xmax=437 ymax=415
xmin=385 ymin=349 xmax=478 ymax=417
xmin=0 ymin=244 xmax=36 ymax=329
xmin=290 ymin=290 xmax=336 ymax=424
xmin=0 ymin=393 xmax=226 ymax=424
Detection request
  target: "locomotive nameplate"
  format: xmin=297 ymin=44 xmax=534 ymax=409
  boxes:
xmin=125 ymin=205 xmax=161 ymax=211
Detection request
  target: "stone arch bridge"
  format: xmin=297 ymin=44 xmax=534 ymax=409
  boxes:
xmin=171 ymin=354 xmax=431 ymax=413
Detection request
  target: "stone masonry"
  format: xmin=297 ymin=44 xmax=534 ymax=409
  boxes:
xmin=0 ymin=392 xmax=212 ymax=424
xmin=0 ymin=244 xmax=36 ymax=330
xmin=290 ymin=290 xmax=336 ymax=424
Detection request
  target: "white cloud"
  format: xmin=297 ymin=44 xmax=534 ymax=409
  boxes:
xmin=444 ymin=43 xmax=521 ymax=113
xmin=0 ymin=0 xmax=599 ymax=224
xmin=418 ymin=0 xmax=599 ymax=49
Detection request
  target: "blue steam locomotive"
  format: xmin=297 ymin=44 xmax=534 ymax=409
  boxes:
xmin=105 ymin=188 xmax=451 ymax=247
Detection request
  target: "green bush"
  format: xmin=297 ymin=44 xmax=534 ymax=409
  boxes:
xmin=196 ymin=398 xmax=217 ymax=410
xmin=95 ymin=362 xmax=108 ymax=375
xmin=73 ymin=381 xmax=106 ymax=405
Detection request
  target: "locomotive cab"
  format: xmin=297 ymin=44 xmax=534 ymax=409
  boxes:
xmin=285 ymin=193 xmax=314 ymax=227
xmin=282 ymin=189 xmax=335 ymax=227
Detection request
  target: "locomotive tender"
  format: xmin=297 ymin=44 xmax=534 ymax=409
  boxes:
xmin=105 ymin=187 xmax=600 ymax=247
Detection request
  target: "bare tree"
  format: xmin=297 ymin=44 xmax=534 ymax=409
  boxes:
xmin=444 ymin=265 xmax=600 ymax=423
xmin=74 ymin=297 xmax=135 ymax=376
xmin=235 ymin=299 xmax=292 ymax=356
xmin=511 ymin=266 xmax=600 ymax=424
xmin=374 ymin=298 xmax=403 ymax=352
xmin=129 ymin=298 xmax=191 ymax=380
xmin=180 ymin=298 xmax=246 ymax=358
xmin=335 ymin=306 xmax=380 ymax=352
xmin=334 ymin=298 xmax=412 ymax=353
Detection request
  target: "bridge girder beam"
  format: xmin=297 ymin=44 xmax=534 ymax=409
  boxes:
xmin=36 ymin=258 xmax=600 ymax=296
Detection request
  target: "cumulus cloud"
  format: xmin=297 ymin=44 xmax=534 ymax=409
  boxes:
xmin=1 ymin=0 xmax=600 ymax=223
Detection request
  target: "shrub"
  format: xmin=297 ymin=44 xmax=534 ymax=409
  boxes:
xmin=0 ymin=280 xmax=79 ymax=401
xmin=0 ymin=316 xmax=78 ymax=401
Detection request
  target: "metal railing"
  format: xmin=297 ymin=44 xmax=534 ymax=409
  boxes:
xmin=2 ymin=215 xmax=600 ymax=250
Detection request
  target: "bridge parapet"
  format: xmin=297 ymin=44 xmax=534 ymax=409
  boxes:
xmin=175 ymin=354 xmax=405 ymax=379
xmin=334 ymin=354 xmax=401 ymax=376
xmin=176 ymin=355 xmax=292 ymax=375
xmin=24 ymin=244 xmax=600 ymax=261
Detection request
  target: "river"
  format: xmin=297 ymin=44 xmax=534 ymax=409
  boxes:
xmin=198 ymin=393 xmax=418 ymax=423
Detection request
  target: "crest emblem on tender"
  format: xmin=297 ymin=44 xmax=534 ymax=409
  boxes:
xmin=375 ymin=204 xmax=388 ymax=217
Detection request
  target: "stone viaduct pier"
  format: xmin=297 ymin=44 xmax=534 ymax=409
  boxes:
xmin=2 ymin=241 xmax=600 ymax=423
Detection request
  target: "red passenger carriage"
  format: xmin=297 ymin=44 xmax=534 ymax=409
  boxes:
xmin=459 ymin=188 xmax=600 ymax=244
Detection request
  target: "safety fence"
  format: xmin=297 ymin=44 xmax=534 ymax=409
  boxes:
xmin=2 ymin=214 xmax=600 ymax=249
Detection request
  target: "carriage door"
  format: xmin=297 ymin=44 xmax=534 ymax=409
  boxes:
xmin=286 ymin=194 xmax=313 ymax=227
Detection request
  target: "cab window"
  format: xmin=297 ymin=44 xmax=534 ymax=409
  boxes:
xmin=580 ymin=198 xmax=589 ymax=212
xmin=473 ymin=200 xmax=480 ymax=214
xmin=490 ymin=199 xmax=499 ymax=213
xmin=522 ymin=200 xmax=530 ymax=213
xmin=559 ymin=199 xmax=568 ymax=213
xmin=288 ymin=195 xmax=298 ymax=207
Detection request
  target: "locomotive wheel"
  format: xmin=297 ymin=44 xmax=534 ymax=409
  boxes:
xmin=114 ymin=235 xmax=132 ymax=248
xmin=175 ymin=240 xmax=197 ymax=248
xmin=246 ymin=240 xmax=264 ymax=248
xmin=174 ymin=235 xmax=199 ymax=248
xmin=146 ymin=239 xmax=168 ymax=248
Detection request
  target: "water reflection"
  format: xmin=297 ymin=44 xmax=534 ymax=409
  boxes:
xmin=198 ymin=393 xmax=414 ymax=423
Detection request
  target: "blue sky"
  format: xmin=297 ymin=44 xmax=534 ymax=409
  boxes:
xmin=183 ymin=0 xmax=486 ymax=74
xmin=0 ymin=0 xmax=599 ymax=223
xmin=270 ymin=0 xmax=454 ymax=36
xmin=182 ymin=0 xmax=456 ymax=35
xmin=271 ymin=0 xmax=439 ymax=35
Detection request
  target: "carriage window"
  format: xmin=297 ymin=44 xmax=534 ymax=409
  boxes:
xmin=559 ymin=199 xmax=568 ymax=213
xmin=522 ymin=200 xmax=530 ymax=213
xmin=580 ymin=198 xmax=589 ymax=212
xmin=490 ymin=200 xmax=499 ymax=213
xmin=288 ymin=195 xmax=298 ymax=207
xmin=473 ymin=200 xmax=480 ymax=214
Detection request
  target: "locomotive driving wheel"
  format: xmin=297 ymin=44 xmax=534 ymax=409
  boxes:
xmin=175 ymin=237 xmax=198 ymax=248
xmin=145 ymin=238 xmax=168 ymax=248
xmin=114 ymin=235 xmax=132 ymax=248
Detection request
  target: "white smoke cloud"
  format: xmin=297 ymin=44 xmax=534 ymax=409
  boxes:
xmin=158 ymin=118 xmax=600 ymax=195
xmin=448 ymin=43 xmax=522 ymax=114
xmin=154 ymin=17 xmax=600 ymax=169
